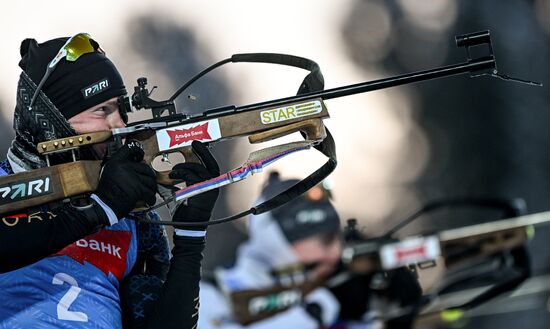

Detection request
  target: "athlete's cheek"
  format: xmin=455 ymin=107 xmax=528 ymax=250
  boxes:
xmin=107 ymin=111 xmax=125 ymax=130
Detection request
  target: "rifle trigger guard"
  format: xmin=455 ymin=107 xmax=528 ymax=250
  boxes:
xmin=151 ymin=147 xmax=202 ymax=186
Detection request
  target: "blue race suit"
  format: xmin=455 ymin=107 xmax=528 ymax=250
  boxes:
xmin=0 ymin=218 xmax=138 ymax=328
xmin=0 ymin=160 xmax=170 ymax=329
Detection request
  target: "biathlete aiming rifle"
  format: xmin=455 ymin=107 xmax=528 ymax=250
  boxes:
xmin=0 ymin=31 xmax=541 ymax=227
xmin=227 ymin=197 xmax=549 ymax=325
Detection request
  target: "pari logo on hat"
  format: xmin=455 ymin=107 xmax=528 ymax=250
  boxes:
xmin=81 ymin=78 xmax=110 ymax=99
xmin=296 ymin=209 xmax=327 ymax=225
xmin=271 ymin=191 xmax=340 ymax=242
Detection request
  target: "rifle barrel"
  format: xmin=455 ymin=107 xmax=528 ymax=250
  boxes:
xmin=235 ymin=57 xmax=496 ymax=113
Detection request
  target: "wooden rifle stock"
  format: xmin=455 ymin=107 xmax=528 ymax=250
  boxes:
xmin=0 ymin=98 xmax=329 ymax=214
xmin=229 ymin=278 xmax=323 ymax=325
xmin=0 ymin=161 xmax=100 ymax=214
xmin=343 ymin=217 xmax=534 ymax=274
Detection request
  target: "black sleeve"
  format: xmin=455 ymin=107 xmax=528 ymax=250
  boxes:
xmin=329 ymin=263 xmax=373 ymax=320
xmin=121 ymin=235 xmax=205 ymax=329
xmin=0 ymin=202 xmax=109 ymax=273
xmin=329 ymin=266 xmax=422 ymax=329
xmin=379 ymin=268 xmax=422 ymax=329
xmin=133 ymin=218 xmax=171 ymax=280
xmin=144 ymin=235 xmax=204 ymax=329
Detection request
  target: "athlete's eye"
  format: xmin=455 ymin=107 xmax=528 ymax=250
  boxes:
xmin=94 ymin=107 xmax=107 ymax=116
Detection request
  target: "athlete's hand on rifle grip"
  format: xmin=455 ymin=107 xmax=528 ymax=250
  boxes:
xmin=169 ymin=141 xmax=220 ymax=231
xmin=95 ymin=140 xmax=157 ymax=219
xmin=304 ymin=288 xmax=340 ymax=327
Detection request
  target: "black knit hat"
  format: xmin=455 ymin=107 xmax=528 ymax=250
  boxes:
xmin=18 ymin=36 xmax=127 ymax=119
xmin=272 ymin=198 xmax=341 ymax=243
xmin=261 ymin=172 xmax=341 ymax=243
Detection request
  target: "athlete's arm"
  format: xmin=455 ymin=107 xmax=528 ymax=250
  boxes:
xmin=121 ymin=141 xmax=219 ymax=329
xmin=144 ymin=234 xmax=205 ymax=329
xmin=146 ymin=141 xmax=219 ymax=328
xmin=0 ymin=202 xmax=110 ymax=273
xmin=0 ymin=142 xmax=157 ymax=273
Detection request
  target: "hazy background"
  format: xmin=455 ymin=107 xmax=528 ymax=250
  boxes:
xmin=1 ymin=0 xmax=549 ymax=327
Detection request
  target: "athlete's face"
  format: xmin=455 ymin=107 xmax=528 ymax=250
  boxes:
xmin=291 ymin=233 xmax=342 ymax=279
xmin=68 ymin=97 xmax=125 ymax=158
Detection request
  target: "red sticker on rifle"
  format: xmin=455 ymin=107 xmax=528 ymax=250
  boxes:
xmin=167 ymin=122 xmax=212 ymax=147
xmin=156 ymin=119 xmax=221 ymax=151
xmin=379 ymin=236 xmax=440 ymax=270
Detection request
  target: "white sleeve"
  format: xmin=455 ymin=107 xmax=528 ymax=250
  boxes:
xmin=304 ymin=288 xmax=340 ymax=326
xmin=90 ymin=194 xmax=118 ymax=225
xmin=198 ymin=283 xmax=319 ymax=329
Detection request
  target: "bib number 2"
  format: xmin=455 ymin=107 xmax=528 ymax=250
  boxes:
xmin=52 ymin=272 xmax=89 ymax=322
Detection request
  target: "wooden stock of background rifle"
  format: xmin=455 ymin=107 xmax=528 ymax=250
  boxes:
xmin=228 ymin=198 xmax=550 ymax=325
xmin=0 ymin=31 xmax=540 ymax=224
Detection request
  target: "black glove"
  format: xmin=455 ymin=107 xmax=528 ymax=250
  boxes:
xmin=168 ymin=141 xmax=220 ymax=231
xmin=371 ymin=268 xmax=422 ymax=329
xmin=95 ymin=141 xmax=157 ymax=219
xmin=377 ymin=268 xmax=422 ymax=307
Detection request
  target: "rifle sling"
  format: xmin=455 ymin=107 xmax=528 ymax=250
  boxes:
xmin=134 ymin=129 xmax=336 ymax=227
